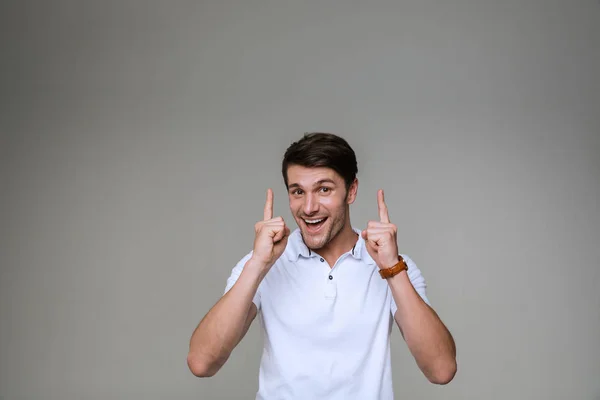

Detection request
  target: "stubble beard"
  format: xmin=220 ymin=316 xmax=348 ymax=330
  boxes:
xmin=300 ymin=208 xmax=348 ymax=251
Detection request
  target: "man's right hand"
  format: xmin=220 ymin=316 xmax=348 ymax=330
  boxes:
xmin=251 ymin=188 xmax=290 ymax=269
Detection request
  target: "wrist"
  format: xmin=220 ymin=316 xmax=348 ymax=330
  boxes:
xmin=236 ymin=259 xmax=268 ymax=292
xmin=379 ymin=256 xmax=401 ymax=270
xmin=378 ymin=255 xmax=408 ymax=279
xmin=246 ymin=256 xmax=272 ymax=276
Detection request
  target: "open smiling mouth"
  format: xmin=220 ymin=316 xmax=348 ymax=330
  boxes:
xmin=303 ymin=217 xmax=328 ymax=233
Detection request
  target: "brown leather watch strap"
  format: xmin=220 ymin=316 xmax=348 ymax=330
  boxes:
xmin=379 ymin=255 xmax=408 ymax=279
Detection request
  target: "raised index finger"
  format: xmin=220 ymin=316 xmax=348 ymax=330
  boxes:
xmin=378 ymin=189 xmax=390 ymax=223
xmin=263 ymin=188 xmax=274 ymax=221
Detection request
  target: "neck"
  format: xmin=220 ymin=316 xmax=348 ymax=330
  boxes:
xmin=317 ymin=219 xmax=358 ymax=266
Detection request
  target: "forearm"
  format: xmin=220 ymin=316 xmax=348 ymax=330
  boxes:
xmin=187 ymin=259 xmax=265 ymax=376
xmin=388 ymin=271 xmax=457 ymax=384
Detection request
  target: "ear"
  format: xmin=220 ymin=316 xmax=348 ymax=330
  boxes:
xmin=346 ymin=178 xmax=358 ymax=205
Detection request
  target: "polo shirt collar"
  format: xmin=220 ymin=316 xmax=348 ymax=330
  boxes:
xmin=285 ymin=229 xmax=313 ymax=261
xmin=285 ymin=227 xmax=377 ymax=266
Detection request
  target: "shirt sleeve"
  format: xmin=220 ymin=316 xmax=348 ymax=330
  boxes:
xmin=223 ymin=251 xmax=261 ymax=310
xmin=391 ymin=254 xmax=430 ymax=316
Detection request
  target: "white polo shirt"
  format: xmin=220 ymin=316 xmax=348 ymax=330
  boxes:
xmin=224 ymin=228 xmax=430 ymax=400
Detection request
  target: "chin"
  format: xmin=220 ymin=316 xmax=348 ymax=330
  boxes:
xmin=300 ymin=231 xmax=329 ymax=250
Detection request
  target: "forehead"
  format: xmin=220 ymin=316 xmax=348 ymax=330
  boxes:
xmin=286 ymin=165 xmax=344 ymax=186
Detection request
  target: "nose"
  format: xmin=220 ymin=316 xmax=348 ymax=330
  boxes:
xmin=303 ymin=193 xmax=319 ymax=216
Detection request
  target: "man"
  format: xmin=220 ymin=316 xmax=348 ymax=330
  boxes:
xmin=187 ymin=133 xmax=457 ymax=399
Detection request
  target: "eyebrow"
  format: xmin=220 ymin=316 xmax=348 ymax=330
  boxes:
xmin=288 ymin=179 xmax=336 ymax=189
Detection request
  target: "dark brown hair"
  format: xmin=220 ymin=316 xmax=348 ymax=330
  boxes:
xmin=282 ymin=132 xmax=358 ymax=190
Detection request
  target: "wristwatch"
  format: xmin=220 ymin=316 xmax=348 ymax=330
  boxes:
xmin=379 ymin=255 xmax=408 ymax=279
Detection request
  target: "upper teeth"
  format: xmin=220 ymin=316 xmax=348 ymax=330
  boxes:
xmin=305 ymin=218 xmax=324 ymax=224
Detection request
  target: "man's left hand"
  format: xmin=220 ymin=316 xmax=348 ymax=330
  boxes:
xmin=361 ymin=189 xmax=400 ymax=270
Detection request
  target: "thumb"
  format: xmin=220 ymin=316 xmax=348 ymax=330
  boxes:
xmin=273 ymin=228 xmax=285 ymax=243
xmin=361 ymin=230 xmax=367 ymax=239
xmin=274 ymin=225 xmax=291 ymax=243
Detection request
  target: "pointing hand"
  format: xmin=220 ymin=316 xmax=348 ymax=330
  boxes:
xmin=361 ymin=189 xmax=399 ymax=270
xmin=251 ymin=189 xmax=291 ymax=268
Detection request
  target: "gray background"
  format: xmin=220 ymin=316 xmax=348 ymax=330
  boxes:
xmin=1 ymin=1 xmax=599 ymax=399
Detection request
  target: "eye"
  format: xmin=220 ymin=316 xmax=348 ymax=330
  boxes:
xmin=320 ymin=187 xmax=331 ymax=193
xmin=291 ymin=188 xmax=304 ymax=195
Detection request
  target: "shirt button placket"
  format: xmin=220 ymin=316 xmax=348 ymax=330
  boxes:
xmin=321 ymin=258 xmax=336 ymax=298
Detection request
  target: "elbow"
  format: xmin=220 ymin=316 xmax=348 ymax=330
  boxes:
xmin=187 ymin=353 xmax=219 ymax=378
xmin=428 ymin=358 xmax=457 ymax=385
